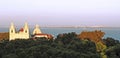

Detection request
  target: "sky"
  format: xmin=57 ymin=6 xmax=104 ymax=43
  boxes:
xmin=0 ymin=0 xmax=120 ymax=27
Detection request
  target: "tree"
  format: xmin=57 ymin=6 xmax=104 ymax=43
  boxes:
xmin=103 ymin=37 xmax=120 ymax=47
xmin=106 ymin=44 xmax=120 ymax=58
xmin=2 ymin=54 xmax=18 ymax=58
xmin=0 ymin=32 xmax=101 ymax=58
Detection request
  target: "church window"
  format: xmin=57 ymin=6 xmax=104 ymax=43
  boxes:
xmin=11 ymin=30 xmax=13 ymax=33
xmin=25 ymin=30 xmax=27 ymax=33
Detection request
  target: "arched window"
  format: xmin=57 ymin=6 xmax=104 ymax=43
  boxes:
xmin=25 ymin=30 xmax=27 ymax=33
xmin=11 ymin=30 xmax=13 ymax=33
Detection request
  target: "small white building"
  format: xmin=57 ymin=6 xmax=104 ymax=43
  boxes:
xmin=9 ymin=23 xmax=29 ymax=40
xmin=33 ymin=24 xmax=42 ymax=35
xmin=32 ymin=24 xmax=53 ymax=39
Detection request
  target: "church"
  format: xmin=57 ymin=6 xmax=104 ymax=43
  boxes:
xmin=9 ymin=23 xmax=53 ymax=40
xmin=32 ymin=24 xmax=53 ymax=39
xmin=9 ymin=23 xmax=30 ymax=40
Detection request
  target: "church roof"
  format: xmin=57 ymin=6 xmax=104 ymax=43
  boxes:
xmin=34 ymin=34 xmax=50 ymax=36
xmin=19 ymin=28 xmax=24 ymax=32
xmin=33 ymin=33 xmax=53 ymax=39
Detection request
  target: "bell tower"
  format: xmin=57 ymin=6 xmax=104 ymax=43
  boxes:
xmin=23 ymin=22 xmax=29 ymax=38
xmin=9 ymin=22 xmax=16 ymax=40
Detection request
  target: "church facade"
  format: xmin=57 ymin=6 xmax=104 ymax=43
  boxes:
xmin=9 ymin=23 xmax=29 ymax=40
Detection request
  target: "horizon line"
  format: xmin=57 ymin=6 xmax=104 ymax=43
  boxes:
xmin=0 ymin=26 xmax=120 ymax=28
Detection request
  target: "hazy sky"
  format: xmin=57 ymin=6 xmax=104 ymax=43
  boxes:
xmin=0 ymin=0 xmax=120 ymax=27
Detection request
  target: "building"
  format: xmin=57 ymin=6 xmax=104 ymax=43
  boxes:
xmin=33 ymin=24 xmax=42 ymax=35
xmin=32 ymin=24 xmax=53 ymax=39
xmin=9 ymin=23 xmax=29 ymax=40
xmin=9 ymin=23 xmax=53 ymax=41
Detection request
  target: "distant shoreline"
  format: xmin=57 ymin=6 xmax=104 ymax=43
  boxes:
xmin=0 ymin=26 xmax=120 ymax=28
xmin=41 ymin=26 xmax=120 ymax=28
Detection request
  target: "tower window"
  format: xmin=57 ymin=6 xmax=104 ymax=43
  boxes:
xmin=11 ymin=30 xmax=13 ymax=33
xmin=25 ymin=30 xmax=27 ymax=33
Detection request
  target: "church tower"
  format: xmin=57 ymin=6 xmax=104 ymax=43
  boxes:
xmin=33 ymin=24 xmax=42 ymax=35
xmin=9 ymin=22 xmax=16 ymax=40
xmin=23 ymin=22 xmax=29 ymax=39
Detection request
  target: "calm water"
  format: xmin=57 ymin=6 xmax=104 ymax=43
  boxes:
xmin=0 ymin=27 xmax=120 ymax=40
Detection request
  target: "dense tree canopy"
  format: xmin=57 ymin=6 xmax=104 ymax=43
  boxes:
xmin=103 ymin=37 xmax=120 ymax=58
xmin=0 ymin=32 xmax=101 ymax=58
xmin=0 ymin=32 xmax=119 ymax=58
xmin=103 ymin=37 xmax=120 ymax=47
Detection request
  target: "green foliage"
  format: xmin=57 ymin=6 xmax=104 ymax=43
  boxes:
xmin=2 ymin=54 xmax=18 ymax=58
xmin=105 ymin=44 xmax=120 ymax=58
xmin=96 ymin=42 xmax=107 ymax=52
xmin=103 ymin=37 xmax=120 ymax=47
xmin=0 ymin=32 xmax=101 ymax=58
xmin=103 ymin=37 xmax=120 ymax=58
xmin=96 ymin=41 xmax=107 ymax=58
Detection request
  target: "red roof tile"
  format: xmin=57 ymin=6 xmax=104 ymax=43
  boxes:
xmin=19 ymin=28 xmax=24 ymax=32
